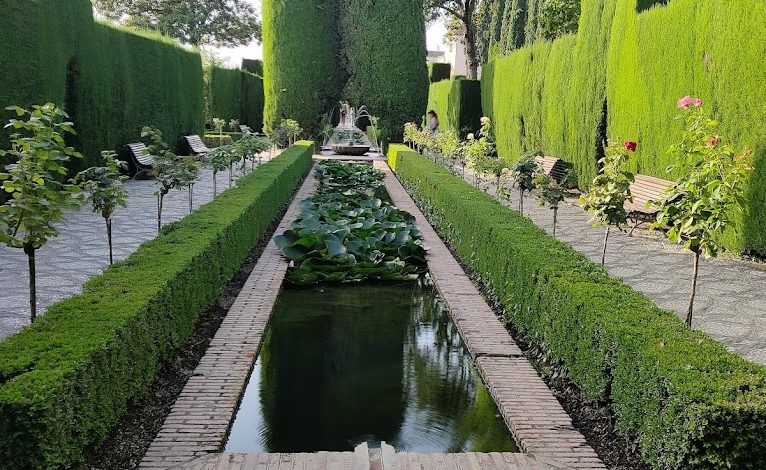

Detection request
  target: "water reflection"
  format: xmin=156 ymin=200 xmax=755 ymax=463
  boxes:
xmin=225 ymin=282 xmax=517 ymax=453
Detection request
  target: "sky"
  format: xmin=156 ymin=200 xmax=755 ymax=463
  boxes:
xmin=212 ymin=0 xmax=448 ymax=68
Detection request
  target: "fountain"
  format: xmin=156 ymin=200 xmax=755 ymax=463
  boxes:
xmin=330 ymin=102 xmax=375 ymax=156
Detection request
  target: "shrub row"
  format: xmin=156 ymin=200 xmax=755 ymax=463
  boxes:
xmin=427 ymin=77 xmax=483 ymax=138
xmin=0 ymin=0 xmax=204 ymax=170
xmin=241 ymin=58 xmax=264 ymax=77
xmin=389 ymin=146 xmax=766 ymax=469
xmin=483 ymin=0 xmax=766 ymax=253
xmin=0 ymin=143 xmax=315 ymax=469
xmin=208 ymin=66 xmax=264 ymax=131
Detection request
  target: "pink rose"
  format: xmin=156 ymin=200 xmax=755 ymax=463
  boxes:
xmin=624 ymin=141 xmax=637 ymax=152
xmin=677 ymin=95 xmax=704 ymax=109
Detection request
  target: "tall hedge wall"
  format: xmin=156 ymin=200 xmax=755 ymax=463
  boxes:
xmin=209 ymin=66 xmax=243 ymax=122
xmin=340 ymin=0 xmax=429 ymax=143
xmin=483 ymin=0 xmax=766 ymax=253
xmin=208 ymin=67 xmax=265 ymax=131
xmin=242 ymin=58 xmax=264 ymax=77
xmin=0 ymin=143 xmax=314 ymax=468
xmin=428 ymin=62 xmax=451 ymax=83
xmin=427 ymin=78 xmax=482 ymax=138
xmin=262 ymin=0 xmax=342 ymax=134
xmin=391 ymin=148 xmax=766 ymax=469
xmin=0 ymin=0 xmax=204 ymax=171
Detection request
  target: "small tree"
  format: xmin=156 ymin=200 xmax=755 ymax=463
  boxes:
xmin=143 ymin=126 xmax=189 ymax=232
xmin=464 ymin=117 xmax=495 ymax=189
xmin=237 ymin=134 xmax=269 ymax=172
xmin=178 ymin=155 xmax=200 ymax=214
xmin=280 ymin=119 xmax=302 ymax=147
xmin=0 ymin=103 xmax=83 ymax=322
xmin=212 ymin=117 xmax=226 ymax=147
xmin=74 ymin=151 xmax=129 ymax=265
xmin=511 ymin=154 xmax=541 ymax=215
xmin=651 ymin=97 xmax=752 ymax=327
xmin=534 ymin=173 xmax=569 ymax=237
xmin=228 ymin=119 xmax=240 ymax=132
xmin=580 ymin=140 xmax=636 ymax=266
xmin=208 ymin=145 xmax=233 ymax=196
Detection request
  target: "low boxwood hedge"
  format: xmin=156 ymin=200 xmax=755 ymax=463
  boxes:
xmin=0 ymin=142 xmax=314 ymax=469
xmin=388 ymin=145 xmax=766 ymax=469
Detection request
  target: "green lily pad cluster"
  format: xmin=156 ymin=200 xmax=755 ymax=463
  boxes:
xmin=275 ymin=161 xmax=428 ymax=284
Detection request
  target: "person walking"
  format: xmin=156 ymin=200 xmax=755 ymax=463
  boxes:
xmin=427 ymin=110 xmax=439 ymax=134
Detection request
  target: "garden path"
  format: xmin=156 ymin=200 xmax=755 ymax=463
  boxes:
xmin=0 ymin=153 xmax=276 ymax=340
xmin=459 ymin=166 xmax=766 ymax=365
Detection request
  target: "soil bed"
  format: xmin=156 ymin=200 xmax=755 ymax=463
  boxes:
xmin=84 ymin=178 xmax=305 ymax=470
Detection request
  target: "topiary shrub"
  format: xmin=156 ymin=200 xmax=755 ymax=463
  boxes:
xmin=428 ymin=62 xmax=451 ymax=83
xmin=427 ymin=77 xmax=482 ymax=138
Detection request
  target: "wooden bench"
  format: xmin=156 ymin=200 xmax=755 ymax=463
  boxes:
xmin=625 ymin=173 xmax=673 ymax=235
xmin=125 ymin=143 xmax=153 ymax=179
xmin=184 ymin=135 xmax=209 ymax=158
xmin=239 ymin=125 xmax=253 ymax=134
xmin=535 ymin=156 xmax=575 ymax=187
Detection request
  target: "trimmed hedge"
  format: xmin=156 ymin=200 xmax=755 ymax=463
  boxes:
xmin=484 ymin=0 xmax=766 ymax=254
xmin=0 ymin=143 xmax=314 ymax=468
xmin=0 ymin=0 xmax=204 ymax=171
xmin=340 ymin=0 xmax=429 ymax=143
xmin=262 ymin=0 xmax=341 ymax=134
xmin=427 ymin=78 xmax=482 ymax=138
xmin=428 ymin=62 xmax=451 ymax=83
xmin=242 ymin=58 xmax=264 ymax=77
xmin=208 ymin=66 xmax=264 ymax=132
xmin=390 ymin=148 xmax=766 ymax=469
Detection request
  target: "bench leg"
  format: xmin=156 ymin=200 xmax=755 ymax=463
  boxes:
xmin=628 ymin=219 xmax=639 ymax=237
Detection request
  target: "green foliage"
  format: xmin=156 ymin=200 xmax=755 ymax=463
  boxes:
xmin=341 ymin=0 xmax=429 ymax=143
xmin=391 ymin=150 xmax=766 ymax=469
xmin=242 ymin=58 xmax=264 ymax=77
xmin=207 ymin=67 xmax=264 ymax=131
xmin=606 ymin=0 xmax=766 ymax=253
xmin=510 ymin=154 xmax=540 ymax=213
xmin=653 ymin=103 xmax=751 ymax=257
xmin=0 ymin=143 xmax=314 ymax=469
xmin=464 ymin=118 xmax=497 ymax=174
xmin=427 ymin=78 xmax=483 ymax=139
xmin=580 ymin=141 xmax=635 ymax=229
xmin=0 ymin=1 xmax=204 ymax=170
xmin=0 ymin=104 xmax=83 ymax=250
xmin=262 ymin=0 xmax=342 ymax=134
xmin=428 ymin=62 xmax=452 ymax=83
xmin=540 ymin=0 xmax=581 ymax=39
xmin=276 ymin=161 xmax=427 ymax=284
xmin=91 ymin=0 xmax=262 ymax=47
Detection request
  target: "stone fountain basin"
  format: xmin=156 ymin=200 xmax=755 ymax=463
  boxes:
xmin=331 ymin=144 xmax=370 ymax=156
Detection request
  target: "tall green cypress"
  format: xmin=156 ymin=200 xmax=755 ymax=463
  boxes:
xmin=340 ymin=0 xmax=428 ymax=143
xmin=262 ymin=0 xmax=342 ymax=134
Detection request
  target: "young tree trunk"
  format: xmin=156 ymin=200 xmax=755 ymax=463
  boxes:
xmin=553 ymin=206 xmax=558 ymax=237
xmin=229 ymin=163 xmax=234 ymax=189
xmin=213 ymin=171 xmax=218 ymax=197
xmin=601 ymin=226 xmax=610 ymax=267
xmin=519 ymin=189 xmax=524 ymax=214
xmin=106 ymin=216 xmax=114 ymax=265
xmin=24 ymin=244 xmax=36 ymax=323
xmin=687 ymin=250 xmax=701 ymax=327
xmin=157 ymin=194 xmax=164 ymax=234
xmin=188 ymin=184 xmax=194 ymax=214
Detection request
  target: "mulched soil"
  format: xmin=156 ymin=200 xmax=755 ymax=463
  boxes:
xmin=85 ymin=182 xmax=303 ymax=470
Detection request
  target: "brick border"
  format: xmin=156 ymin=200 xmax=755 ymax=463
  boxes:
xmin=139 ymin=170 xmax=318 ymax=469
xmin=376 ymin=162 xmax=605 ymax=469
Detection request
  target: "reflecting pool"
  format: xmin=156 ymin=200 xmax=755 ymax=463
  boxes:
xmin=225 ymin=282 xmax=518 ymax=453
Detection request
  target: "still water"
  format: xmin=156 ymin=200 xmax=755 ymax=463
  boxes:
xmin=225 ymin=282 xmax=518 ymax=453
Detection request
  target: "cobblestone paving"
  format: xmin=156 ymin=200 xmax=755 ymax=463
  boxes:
xmin=0 ymin=154 xmax=275 ymax=340
xmin=459 ymin=166 xmax=766 ymax=365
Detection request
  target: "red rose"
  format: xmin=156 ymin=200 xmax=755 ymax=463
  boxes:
xmin=624 ymin=141 xmax=637 ymax=152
